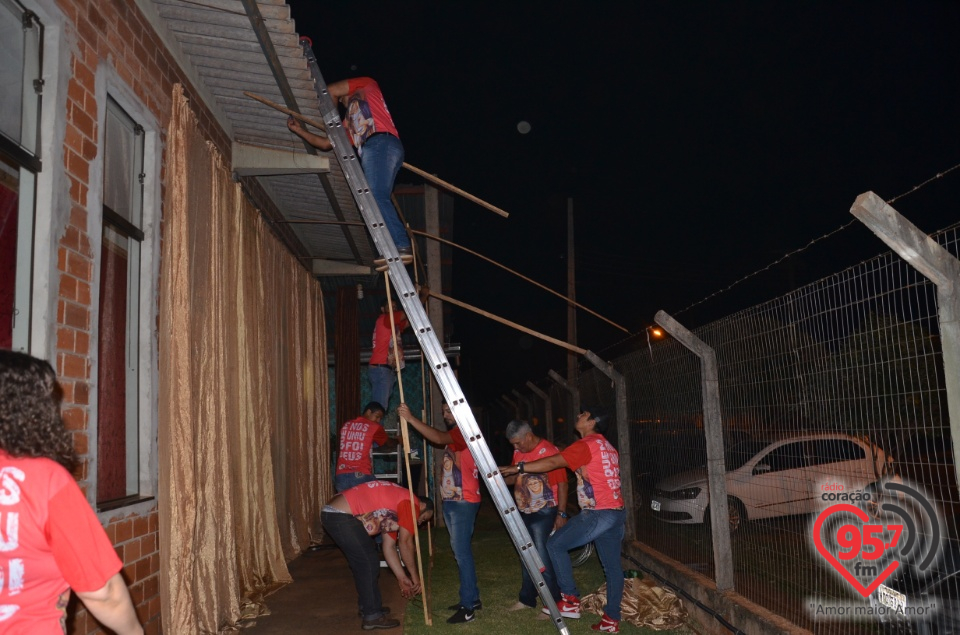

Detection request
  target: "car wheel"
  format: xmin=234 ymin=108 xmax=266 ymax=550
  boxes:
xmin=707 ymin=497 xmax=746 ymax=534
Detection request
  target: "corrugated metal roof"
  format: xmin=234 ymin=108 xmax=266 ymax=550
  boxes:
xmin=147 ymin=0 xmax=376 ymax=267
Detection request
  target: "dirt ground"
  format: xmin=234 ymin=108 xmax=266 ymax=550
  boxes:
xmin=244 ymin=544 xmax=406 ymax=634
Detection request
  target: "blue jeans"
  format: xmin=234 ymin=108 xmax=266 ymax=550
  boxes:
xmin=335 ymin=471 xmax=378 ymax=493
xmin=360 ymin=134 xmax=409 ymax=250
xmin=443 ymin=500 xmax=481 ymax=609
xmin=519 ymin=507 xmax=560 ymax=607
xmin=321 ymin=510 xmax=385 ymax=620
xmin=368 ymin=365 xmax=395 ymax=412
xmin=547 ymin=508 xmax=625 ymax=620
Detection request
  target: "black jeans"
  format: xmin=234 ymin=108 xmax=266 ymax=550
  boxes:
xmin=321 ymin=509 xmax=384 ymax=619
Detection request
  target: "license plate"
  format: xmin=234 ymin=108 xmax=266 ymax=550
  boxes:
xmin=876 ymin=584 xmax=906 ymax=612
xmin=651 ymin=500 xmax=661 ymax=512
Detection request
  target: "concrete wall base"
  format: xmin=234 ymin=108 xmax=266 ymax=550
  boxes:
xmin=624 ymin=541 xmax=812 ymax=635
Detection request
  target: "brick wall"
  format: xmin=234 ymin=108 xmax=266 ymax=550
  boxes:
xmin=49 ymin=0 xmax=232 ymax=632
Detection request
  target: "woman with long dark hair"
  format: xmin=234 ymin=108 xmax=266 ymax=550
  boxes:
xmin=0 ymin=350 xmax=142 ymax=634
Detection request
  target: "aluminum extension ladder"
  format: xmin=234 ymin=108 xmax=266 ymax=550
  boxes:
xmin=300 ymin=38 xmax=569 ymax=634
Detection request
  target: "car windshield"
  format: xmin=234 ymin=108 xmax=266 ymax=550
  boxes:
xmin=725 ymin=441 xmax=769 ymax=471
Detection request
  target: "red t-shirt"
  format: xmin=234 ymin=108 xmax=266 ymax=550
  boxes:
xmin=512 ymin=438 xmax=565 ymax=513
xmin=560 ymin=434 xmax=622 ymax=510
xmin=370 ymin=311 xmax=408 ymax=365
xmin=439 ymin=428 xmax=480 ymax=503
xmin=344 ymin=77 xmax=400 ymax=148
xmin=342 ymin=480 xmax=417 ymax=540
xmin=336 ymin=416 xmax=389 ymax=475
xmin=0 ymin=452 xmax=122 ymax=633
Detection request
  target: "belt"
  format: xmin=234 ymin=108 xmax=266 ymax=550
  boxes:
xmin=369 ymin=363 xmax=391 ymax=367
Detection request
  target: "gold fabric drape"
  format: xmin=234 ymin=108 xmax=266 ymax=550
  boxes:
xmin=159 ymin=86 xmax=330 ymax=633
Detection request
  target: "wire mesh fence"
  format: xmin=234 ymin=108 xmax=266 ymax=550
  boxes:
xmin=527 ymin=221 xmax=960 ymax=632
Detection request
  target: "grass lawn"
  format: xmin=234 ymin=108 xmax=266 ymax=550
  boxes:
xmin=403 ymin=500 xmax=695 ymax=635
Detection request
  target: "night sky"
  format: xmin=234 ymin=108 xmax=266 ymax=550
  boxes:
xmin=287 ymin=1 xmax=960 ymax=404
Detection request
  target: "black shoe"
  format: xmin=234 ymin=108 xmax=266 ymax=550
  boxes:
xmin=446 ymin=601 xmax=482 ymax=611
xmin=361 ymin=614 xmax=400 ymax=630
xmin=358 ymin=606 xmax=391 ymax=618
xmin=446 ymin=607 xmax=476 ymax=624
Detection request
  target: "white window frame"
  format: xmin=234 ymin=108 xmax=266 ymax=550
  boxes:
xmin=91 ymin=69 xmax=160 ymax=515
xmin=1 ymin=0 xmax=43 ymax=352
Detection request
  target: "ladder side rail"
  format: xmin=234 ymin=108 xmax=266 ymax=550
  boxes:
xmin=300 ymin=41 xmax=568 ymax=633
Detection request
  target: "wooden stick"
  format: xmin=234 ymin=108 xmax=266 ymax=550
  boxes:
xmin=384 ymin=275 xmax=431 ymax=626
xmin=274 ymin=219 xmax=364 ymax=226
xmin=411 ymin=229 xmax=630 ymax=334
xmin=401 ymin=163 xmax=510 ymax=218
xmin=429 ymin=290 xmax=588 ymax=355
xmin=244 ymin=90 xmax=510 ymax=218
xmin=243 ymin=91 xmax=329 ymax=136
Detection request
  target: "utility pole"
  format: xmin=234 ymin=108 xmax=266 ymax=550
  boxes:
xmin=566 ymin=198 xmax=577 ymax=419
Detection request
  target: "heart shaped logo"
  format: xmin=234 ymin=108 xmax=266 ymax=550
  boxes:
xmin=812 ymin=503 xmax=901 ymax=597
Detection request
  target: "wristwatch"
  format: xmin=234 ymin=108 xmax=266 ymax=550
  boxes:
xmin=516 ymin=461 xmax=525 ymax=474
xmin=558 ymin=511 xmax=569 ymax=519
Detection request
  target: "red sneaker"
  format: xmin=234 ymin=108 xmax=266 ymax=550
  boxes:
xmin=541 ymin=593 xmax=581 ymax=619
xmin=590 ymin=613 xmax=620 ymax=633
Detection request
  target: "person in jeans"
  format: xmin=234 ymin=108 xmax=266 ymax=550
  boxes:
xmin=322 ymin=480 xmax=433 ymax=630
xmin=367 ymin=302 xmax=409 ymax=411
xmin=502 ymin=419 xmax=567 ymax=613
xmin=286 ymin=77 xmax=412 ymax=260
xmin=499 ymin=407 xmax=624 ymax=634
xmin=397 ymin=403 xmax=482 ymax=624
xmin=334 ymin=401 xmax=396 ymax=492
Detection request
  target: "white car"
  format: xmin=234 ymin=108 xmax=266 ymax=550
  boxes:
xmin=650 ymin=433 xmax=891 ymax=532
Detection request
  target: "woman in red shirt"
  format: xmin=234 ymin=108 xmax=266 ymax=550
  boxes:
xmin=0 ymin=350 xmax=142 ymax=634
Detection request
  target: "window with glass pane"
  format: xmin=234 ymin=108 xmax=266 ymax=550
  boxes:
xmin=0 ymin=0 xmax=41 ymax=352
xmin=98 ymin=98 xmax=144 ymax=506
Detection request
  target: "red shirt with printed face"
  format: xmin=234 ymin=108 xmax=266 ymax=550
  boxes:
xmin=344 ymin=77 xmax=400 ymax=148
xmin=342 ymin=480 xmax=417 ymax=540
xmin=512 ymin=438 xmax=565 ymax=513
xmin=0 ymin=452 xmax=122 ymax=633
xmin=560 ymin=433 xmax=622 ymax=510
xmin=439 ymin=428 xmax=480 ymax=503
xmin=336 ymin=416 xmax=389 ymax=475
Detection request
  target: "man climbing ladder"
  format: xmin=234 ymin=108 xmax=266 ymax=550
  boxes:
xmin=286 ymin=77 xmax=413 ymax=264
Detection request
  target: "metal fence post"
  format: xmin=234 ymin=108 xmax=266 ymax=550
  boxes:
xmin=583 ymin=351 xmax=636 ymax=541
xmin=654 ymin=311 xmax=735 ymax=592
xmin=512 ymin=388 xmax=534 ymax=421
xmin=527 ymin=380 xmax=554 ymax=443
xmin=501 ymin=393 xmax=519 ymax=418
xmin=851 ymin=191 xmax=960 ymax=493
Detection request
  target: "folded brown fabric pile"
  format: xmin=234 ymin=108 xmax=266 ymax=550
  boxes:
xmin=581 ymin=577 xmax=688 ymax=630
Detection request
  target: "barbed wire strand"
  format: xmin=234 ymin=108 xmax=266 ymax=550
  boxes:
xmin=598 ymin=161 xmax=960 ymax=356
xmin=673 ymin=161 xmax=960 ymax=318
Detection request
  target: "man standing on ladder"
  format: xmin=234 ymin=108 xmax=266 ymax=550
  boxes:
xmin=500 ymin=407 xmax=625 ymax=634
xmin=286 ymin=77 xmax=413 ymax=263
xmin=397 ymin=403 xmax=483 ymax=624
xmin=368 ymin=300 xmax=409 ymax=413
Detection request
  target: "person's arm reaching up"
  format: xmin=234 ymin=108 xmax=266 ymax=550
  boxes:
xmin=398 ymin=404 xmax=452 ymax=446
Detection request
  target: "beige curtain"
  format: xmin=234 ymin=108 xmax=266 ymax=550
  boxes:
xmin=159 ymin=85 xmax=330 ymax=633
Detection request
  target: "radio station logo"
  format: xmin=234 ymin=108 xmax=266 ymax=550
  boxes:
xmin=811 ymin=480 xmax=941 ymax=599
